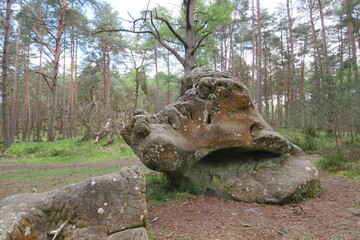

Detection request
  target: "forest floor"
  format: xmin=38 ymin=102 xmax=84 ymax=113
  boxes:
xmin=1 ymin=157 xmax=359 ymax=240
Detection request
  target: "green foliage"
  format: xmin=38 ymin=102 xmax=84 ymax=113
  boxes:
xmin=278 ymin=128 xmax=360 ymax=178
xmin=146 ymin=174 xmax=204 ymax=205
xmin=302 ymin=125 xmax=318 ymax=137
xmin=278 ymin=128 xmax=319 ymax=152
xmin=289 ymin=180 xmax=322 ymax=203
xmin=316 ymin=147 xmax=360 ymax=178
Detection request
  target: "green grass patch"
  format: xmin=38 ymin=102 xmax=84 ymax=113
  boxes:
xmin=146 ymin=173 xmax=204 ymax=206
xmin=0 ymin=166 xmax=122 ymax=180
xmin=1 ymin=137 xmax=135 ymax=164
xmin=0 ymin=166 xmax=124 ymax=195
xmin=315 ymin=149 xmax=360 ymax=178
xmin=288 ymin=180 xmax=322 ymax=203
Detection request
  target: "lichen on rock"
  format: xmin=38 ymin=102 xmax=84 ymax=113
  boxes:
xmin=122 ymin=68 xmax=320 ymax=204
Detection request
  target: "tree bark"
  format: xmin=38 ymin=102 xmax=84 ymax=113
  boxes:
xmin=318 ymin=0 xmax=329 ymax=68
xmin=251 ymin=0 xmax=256 ymax=92
xmin=61 ymin=43 xmax=67 ymax=138
xmin=69 ymin=26 xmax=76 ymax=137
xmin=154 ymin=42 xmax=161 ymax=112
xmin=256 ymin=0 xmax=263 ymax=113
xmin=22 ymin=42 xmax=31 ymax=142
xmin=34 ymin=45 xmax=44 ymax=142
xmin=103 ymin=39 xmax=111 ymax=118
xmin=276 ymin=65 xmax=282 ymax=127
xmin=183 ymin=0 xmax=196 ymax=73
xmin=263 ymin=45 xmax=269 ymax=120
xmin=308 ymin=0 xmax=322 ymax=95
xmin=286 ymin=0 xmax=297 ymax=106
xmin=343 ymin=0 xmax=359 ymax=85
xmin=229 ymin=25 xmax=235 ymax=77
xmin=1 ymin=0 xmax=12 ymax=148
xmin=47 ymin=0 xmax=67 ymax=142
xmin=10 ymin=0 xmax=22 ymax=144
xmin=73 ymin=39 xmax=79 ymax=137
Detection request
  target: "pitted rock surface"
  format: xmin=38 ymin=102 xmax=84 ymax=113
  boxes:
xmin=122 ymin=69 xmax=319 ymax=204
xmin=0 ymin=166 xmax=148 ymax=240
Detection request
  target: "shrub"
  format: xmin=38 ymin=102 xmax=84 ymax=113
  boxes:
xmin=288 ymin=180 xmax=321 ymax=203
xmin=146 ymin=173 xmax=203 ymax=205
xmin=302 ymin=125 xmax=318 ymax=137
xmin=23 ymin=145 xmax=45 ymax=155
xmin=316 ymin=149 xmax=360 ymax=178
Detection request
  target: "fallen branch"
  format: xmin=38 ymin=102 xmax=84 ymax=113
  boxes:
xmin=100 ymin=138 xmax=113 ymax=147
xmin=47 ymin=219 xmax=69 ymax=240
xmin=94 ymin=119 xmax=123 ymax=146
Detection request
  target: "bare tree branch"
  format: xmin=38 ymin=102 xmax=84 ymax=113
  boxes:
xmin=34 ymin=70 xmax=54 ymax=90
xmin=154 ymin=15 xmax=187 ymax=46
xmin=33 ymin=29 xmax=55 ymax=53
xmin=193 ymin=31 xmax=213 ymax=54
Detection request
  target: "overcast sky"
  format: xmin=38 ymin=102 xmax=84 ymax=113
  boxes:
xmin=105 ymin=0 xmax=180 ymax=20
xmin=104 ymin=0 xmax=283 ymax=20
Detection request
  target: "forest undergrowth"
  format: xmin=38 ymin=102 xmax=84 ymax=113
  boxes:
xmin=278 ymin=127 xmax=360 ymax=178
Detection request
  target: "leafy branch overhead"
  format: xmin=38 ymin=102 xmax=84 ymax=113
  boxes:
xmin=93 ymin=0 xmax=235 ymax=93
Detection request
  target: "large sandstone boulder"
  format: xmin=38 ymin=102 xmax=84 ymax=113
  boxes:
xmin=122 ymin=69 xmax=319 ymax=204
xmin=0 ymin=166 xmax=148 ymax=240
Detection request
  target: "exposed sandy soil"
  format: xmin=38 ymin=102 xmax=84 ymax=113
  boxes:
xmin=148 ymin=171 xmax=360 ymax=240
xmin=1 ymin=157 xmax=359 ymax=240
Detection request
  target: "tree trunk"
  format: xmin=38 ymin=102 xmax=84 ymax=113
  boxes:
xmin=251 ymin=0 xmax=256 ymax=92
xmin=22 ymin=42 xmax=31 ymax=142
xmin=47 ymin=0 xmax=67 ymax=142
xmin=69 ymin=26 xmax=76 ymax=138
xmin=229 ymin=25 xmax=235 ymax=77
xmin=300 ymin=44 xmax=307 ymax=127
xmin=343 ymin=0 xmax=359 ymax=85
xmin=183 ymin=0 xmax=196 ymax=73
xmin=103 ymin=40 xmax=111 ymax=118
xmin=167 ymin=50 xmax=171 ymax=105
xmin=179 ymin=0 xmax=197 ymax=95
xmin=280 ymin=29 xmax=288 ymax=126
xmin=276 ymin=65 xmax=282 ymax=127
xmin=154 ymin=42 xmax=161 ymax=112
xmin=263 ymin=45 xmax=269 ymax=120
xmin=318 ymin=0 xmax=329 ymax=68
xmin=268 ymin=49 xmax=274 ymax=125
xmin=308 ymin=0 xmax=323 ymax=121
xmin=34 ymin=45 xmax=44 ymax=142
xmin=256 ymin=0 xmax=263 ymax=113
xmin=73 ymin=39 xmax=79 ymax=137
xmin=134 ymin=69 xmax=140 ymax=110
xmin=1 ymin=0 xmax=12 ymax=147
xmin=286 ymin=0 xmax=297 ymax=105
xmin=61 ymin=44 xmax=67 ymax=138
xmin=10 ymin=0 xmax=22 ymax=143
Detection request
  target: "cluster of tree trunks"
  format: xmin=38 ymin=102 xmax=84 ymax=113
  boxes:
xmin=1 ymin=0 xmax=359 ymax=147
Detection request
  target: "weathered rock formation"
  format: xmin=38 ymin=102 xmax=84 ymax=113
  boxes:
xmin=122 ymin=69 xmax=319 ymax=204
xmin=0 ymin=166 xmax=148 ymax=240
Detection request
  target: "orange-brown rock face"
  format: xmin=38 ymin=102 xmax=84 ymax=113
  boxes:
xmin=122 ymin=69 xmax=319 ymax=204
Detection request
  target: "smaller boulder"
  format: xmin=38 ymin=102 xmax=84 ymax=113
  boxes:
xmin=0 ymin=166 xmax=148 ymax=240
